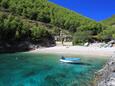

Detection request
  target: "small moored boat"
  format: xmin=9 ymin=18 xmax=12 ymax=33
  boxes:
xmin=60 ymin=56 xmax=81 ymax=64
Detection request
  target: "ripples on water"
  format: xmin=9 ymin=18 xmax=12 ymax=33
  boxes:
xmin=0 ymin=52 xmax=107 ymax=86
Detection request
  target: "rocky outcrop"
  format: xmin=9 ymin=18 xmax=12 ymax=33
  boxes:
xmin=0 ymin=41 xmax=56 ymax=53
xmin=95 ymin=55 xmax=115 ymax=86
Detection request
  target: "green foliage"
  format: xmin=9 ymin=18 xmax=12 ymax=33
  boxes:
xmin=73 ymin=31 xmax=92 ymax=45
xmin=98 ymin=27 xmax=115 ymax=41
xmin=31 ymin=26 xmax=50 ymax=42
xmin=0 ymin=0 xmax=94 ymax=32
xmin=0 ymin=14 xmax=30 ymax=41
xmin=0 ymin=13 xmax=54 ymax=45
xmin=0 ymin=0 xmax=113 ymax=45
xmin=72 ymin=22 xmax=107 ymax=45
xmin=78 ymin=22 xmax=105 ymax=35
xmin=101 ymin=15 xmax=115 ymax=26
xmin=1 ymin=0 xmax=9 ymax=9
xmin=100 ymin=15 xmax=115 ymax=41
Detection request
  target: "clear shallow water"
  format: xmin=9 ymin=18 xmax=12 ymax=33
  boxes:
xmin=0 ymin=52 xmax=107 ymax=86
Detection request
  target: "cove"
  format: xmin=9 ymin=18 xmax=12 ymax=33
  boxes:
xmin=0 ymin=52 xmax=107 ymax=86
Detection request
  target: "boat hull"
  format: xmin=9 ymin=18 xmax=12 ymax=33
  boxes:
xmin=60 ymin=59 xmax=81 ymax=64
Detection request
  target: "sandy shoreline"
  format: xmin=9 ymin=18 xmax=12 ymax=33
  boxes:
xmin=30 ymin=46 xmax=115 ymax=57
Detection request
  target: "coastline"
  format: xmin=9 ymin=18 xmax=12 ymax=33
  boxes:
xmin=29 ymin=45 xmax=115 ymax=85
xmin=95 ymin=55 xmax=115 ymax=86
xmin=30 ymin=46 xmax=115 ymax=57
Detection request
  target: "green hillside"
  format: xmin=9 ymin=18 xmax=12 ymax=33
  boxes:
xmin=97 ymin=15 xmax=115 ymax=41
xmin=0 ymin=0 xmax=95 ymax=32
xmin=101 ymin=15 xmax=115 ymax=26
xmin=0 ymin=0 xmax=112 ymax=52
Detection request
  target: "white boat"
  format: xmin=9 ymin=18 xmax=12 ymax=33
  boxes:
xmin=60 ymin=56 xmax=81 ymax=64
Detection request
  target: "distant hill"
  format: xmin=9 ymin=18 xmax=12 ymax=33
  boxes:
xmin=101 ymin=15 xmax=115 ymax=26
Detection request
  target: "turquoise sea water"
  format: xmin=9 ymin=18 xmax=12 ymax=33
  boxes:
xmin=0 ymin=52 xmax=107 ymax=86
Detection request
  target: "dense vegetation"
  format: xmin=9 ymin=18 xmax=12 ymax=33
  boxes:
xmin=72 ymin=22 xmax=107 ymax=44
xmin=98 ymin=26 xmax=115 ymax=41
xmin=0 ymin=0 xmax=94 ymax=32
xmin=99 ymin=15 xmax=115 ymax=42
xmin=101 ymin=15 xmax=115 ymax=26
xmin=0 ymin=0 xmax=94 ymax=46
xmin=0 ymin=12 xmax=55 ymax=51
xmin=0 ymin=0 xmax=114 ymax=49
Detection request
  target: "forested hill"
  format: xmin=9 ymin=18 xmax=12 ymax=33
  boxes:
xmin=0 ymin=0 xmax=113 ymax=52
xmin=98 ymin=15 xmax=115 ymax=42
xmin=101 ymin=15 xmax=115 ymax=26
xmin=0 ymin=0 xmax=95 ymax=32
xmin=0 ymin=0 xmax=95 ymax=52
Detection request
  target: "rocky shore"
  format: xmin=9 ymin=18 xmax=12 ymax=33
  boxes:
xmin=95 ymin=54 xmax=115 ymax=86
xmin=0 ymin=41 xmax=55 ymax=53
